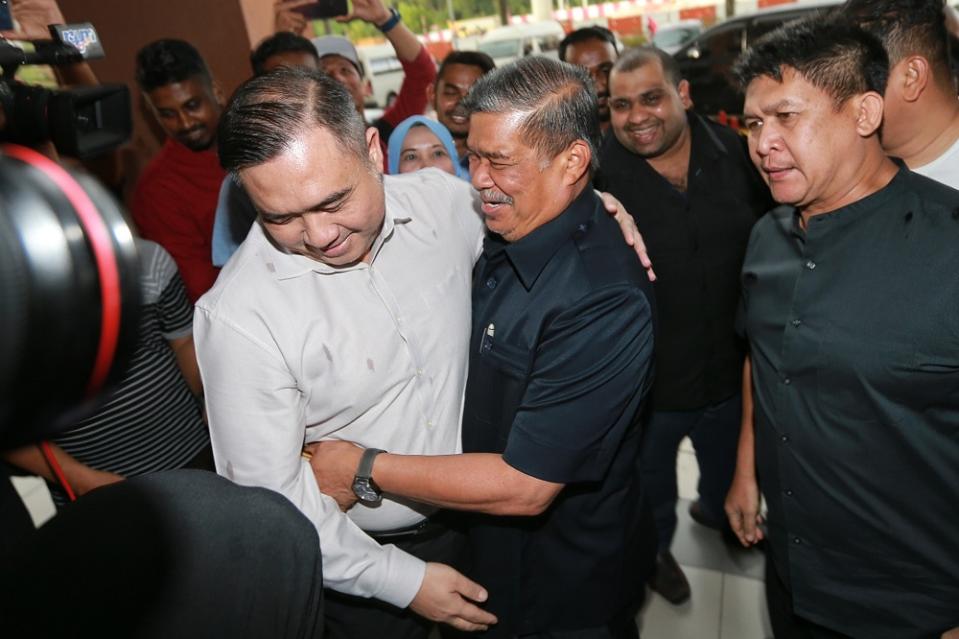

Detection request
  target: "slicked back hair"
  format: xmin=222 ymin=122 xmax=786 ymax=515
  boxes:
xmin=136 ymin=39 xmax=212 ymax=92
xmin=558 ymin=26 xmax=619 ymax=63
xmin=734 ymin=16 xmax=889 ymax=109
xmin=217 ymin=67 xmax=368 ymax=179
xmin=250 ymin=32 xmax=319 ymax=76
xmin=840 ymin=0 xmax=950 ymax=80
xmin=436 ymin=51 xmax=496 ymax=85
xmin=611 ymin=46 xmax=684 ymax=86
xmin=462 ymin=56 xmax=601 ymax=173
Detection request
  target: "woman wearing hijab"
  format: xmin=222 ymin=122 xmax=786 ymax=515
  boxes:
xmin=387 ymin=115 xmax=468 ymax=178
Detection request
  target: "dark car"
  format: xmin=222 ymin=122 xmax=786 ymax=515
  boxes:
xmin=674 ymin=1 xmax=840 ymax=118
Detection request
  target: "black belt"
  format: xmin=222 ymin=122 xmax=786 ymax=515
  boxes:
xmin=367 ymin=516 xmax=446 ymax=544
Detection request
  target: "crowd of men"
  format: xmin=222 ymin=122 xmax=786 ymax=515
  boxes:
xmin=2 ymin=0 xmax=958 ymax=636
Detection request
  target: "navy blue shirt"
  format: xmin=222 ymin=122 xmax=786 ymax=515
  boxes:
xmin=461 ymin=187 xmax=656 ymax=636
xmin=741 ymin=168 xmax=959 ymax=637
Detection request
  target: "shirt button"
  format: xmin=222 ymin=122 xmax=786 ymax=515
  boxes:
xmin=485 ymin=277 xmax=497 ymax=289
xmin=791 ymin=319 xmax=802 ymax=327
xmin=785 ymin=489 xmax=794 ymax=497
xmin=784 ymin=377 xmax=791 ymax=385
xmin=805 ymin=260 xmax=816 ymax=270
xmin=793 ymin=537 xmax=802 ymax=545
xmin=416 ymin=368 xmax=423 ymax=377
xmin=781 ymin=435 xmax=790 ymax=443
xmin=426 ymin=420 xmax=433 ymax=427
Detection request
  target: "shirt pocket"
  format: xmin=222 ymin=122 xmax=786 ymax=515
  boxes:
xmin=466 ymin=338 xmax=534 ymax=449
xmin=815 ymin=328 xmax=919 ymax=425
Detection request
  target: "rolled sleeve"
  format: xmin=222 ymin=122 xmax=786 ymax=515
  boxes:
xmin=503 ymin=285 xmax=654 ymax=483
xmin=194 ymin=307 xmax=425 ymax=608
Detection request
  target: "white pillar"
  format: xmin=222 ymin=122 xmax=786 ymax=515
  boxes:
xmin=531 ymin=0 xmax=553 ymax=22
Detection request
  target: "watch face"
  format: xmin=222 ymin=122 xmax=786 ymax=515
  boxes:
xmin=353 ymin=478 xmax=382 ymax=504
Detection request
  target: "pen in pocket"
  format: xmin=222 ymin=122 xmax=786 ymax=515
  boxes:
xmin=480 ymin=323 xmax=495 ymax=353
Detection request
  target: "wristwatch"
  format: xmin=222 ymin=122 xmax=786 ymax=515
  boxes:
xmin=376 ymin=8 xmax=402 ymax=34
xmin=352 ymin=448 xmax=386 ymax=504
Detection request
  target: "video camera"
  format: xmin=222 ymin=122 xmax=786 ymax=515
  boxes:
xmin=0 ymin=143 xmax=140 ymax=451
xmin=0 ymin=23 xmax=131 ymax=158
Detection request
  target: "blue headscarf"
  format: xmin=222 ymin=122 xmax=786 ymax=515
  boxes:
xmin=387 ymin=115 xmax=467 ymax=179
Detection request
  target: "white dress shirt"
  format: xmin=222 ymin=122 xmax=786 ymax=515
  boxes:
xmin=194 ymin=169 xmax=483 ymax=609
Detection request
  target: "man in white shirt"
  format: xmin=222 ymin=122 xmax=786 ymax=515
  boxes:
xmin=196 ymin=66 xmax=648 ymax=638
xmin=841 ymin=0 xmax=959 ymax=188
xmin=195 ymin=67 xmax=493 ymax=638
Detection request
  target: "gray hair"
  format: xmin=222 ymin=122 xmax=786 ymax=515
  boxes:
xmin=217 ymin=66 xmax=368 ymax=177
xmin=462 ymin=56 xmax=601 ymax=173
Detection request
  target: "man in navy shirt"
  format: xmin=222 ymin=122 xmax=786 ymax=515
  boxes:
xmin=310 ymin=57 xmax=657 ymax=638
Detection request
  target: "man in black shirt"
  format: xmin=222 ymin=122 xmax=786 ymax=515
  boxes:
xmin=307 ymin=57 xmax=657 ymax=638
xmin=599 ymin=46 xmax=771 ymax=604
xmin=727 ymin=17 xmax=959 ymax=637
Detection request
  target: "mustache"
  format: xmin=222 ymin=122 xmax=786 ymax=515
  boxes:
xmin=480 ymin=189 xmax=513 ymax=205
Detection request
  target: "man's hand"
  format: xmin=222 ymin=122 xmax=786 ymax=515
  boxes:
xmin=941 ymin=628 xmax=959 ymax=639
xmin=338 ymin=0 xmax=392 ymax=26
xmin=305 ymin=440 xmax=363 ymax=511
xmin=597 ymin=191 xmax=656 ymax=282
xmin=273 ymin=1 xmax=310 ymax=34
xmin=0 ymin=0 xmax=66 ymax=40
xmin=410 ymin=562 xmax=498 ymax=632
xmin=724 ymin=471 xmax=764 ymax=546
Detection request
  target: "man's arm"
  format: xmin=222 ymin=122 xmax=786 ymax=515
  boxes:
xmin=194 ymin=307 xmax=495 ymax=630
xmin=311 ymin=447 xmax=563 ymax=516
xmin=724 ymin=354 xmax=765 ymax=546
xmin=310 ymin=284 xmax=654 ymax=516
xmin=3 ymin=444 xmax=122 ymax=496
xmin=349 ymin=0 xmax=436 ymax=127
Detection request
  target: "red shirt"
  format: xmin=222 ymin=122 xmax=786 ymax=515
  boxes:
xmin=373 ymin=46 xmax=437 ymax=169
xmin=131 ymin=139 xmax=224 ymax=302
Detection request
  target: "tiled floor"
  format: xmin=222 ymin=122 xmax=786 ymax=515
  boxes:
xmin=12 ymin=439 xmax=771 ymax=637
xmin=640 ymin=439 xmax=771 ymax=638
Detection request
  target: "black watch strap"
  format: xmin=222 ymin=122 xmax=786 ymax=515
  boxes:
xmin=356 ymin=448 xmax=386 ymax=480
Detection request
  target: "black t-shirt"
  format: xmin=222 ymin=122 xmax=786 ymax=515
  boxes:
xmin=598 ymin=112 xmax=772 ymax=410
xmin=462 ymin=187 xmax=656 ymax=636
xmin=740 ymin=168 xmax=959 ymax=637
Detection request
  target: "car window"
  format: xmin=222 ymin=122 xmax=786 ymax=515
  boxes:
xmin=699 ymin=24 xmax=745 ymax=57
xmin=654 ymin=27 xmax=697 ymax=49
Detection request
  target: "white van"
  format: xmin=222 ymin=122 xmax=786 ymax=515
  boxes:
xmin=356 ymin=43 xmax=404 ymax=108
xmin=477 ymin=21 xmax=566 ymax=68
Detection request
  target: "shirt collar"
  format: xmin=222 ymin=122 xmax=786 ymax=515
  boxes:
xmin=264 ymin=206 xmax=411 ymax=280
xmin=485 ymin=186 xmax=598 ymax=290
xmin=780 ymin=164 xmax=908 ymax=240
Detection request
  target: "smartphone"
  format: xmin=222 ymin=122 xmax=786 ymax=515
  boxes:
xmin=0 ymin=0 xmax=14 ymax=32
xmin=291 ymin=0 xmax=349 ymax=20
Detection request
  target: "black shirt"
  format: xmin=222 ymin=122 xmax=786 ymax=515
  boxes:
xmin=741 ymin=168 xmax=959 ymax=637
xmin=598 ymin=112 xmax=771 ymax=410
xmin=462 ymin=187 xmax=656 ymax=636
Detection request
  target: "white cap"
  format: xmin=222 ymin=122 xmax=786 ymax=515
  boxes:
xmin=310 ymin=35 xmax=361 ymax=72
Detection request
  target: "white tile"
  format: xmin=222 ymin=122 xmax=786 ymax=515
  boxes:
xmin=10 ymin=475 xmax=56 ymax=528
xmin=676 ymin=449 xmax=700 ymax=502
xmin=638 ymin=565 xmax=723 ymax=639
xmin=720 ymin=574 xmax=772 ymax=639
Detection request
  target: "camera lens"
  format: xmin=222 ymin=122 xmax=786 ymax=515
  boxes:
xmin=0 ymin=144 xmax=140 ymax=449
